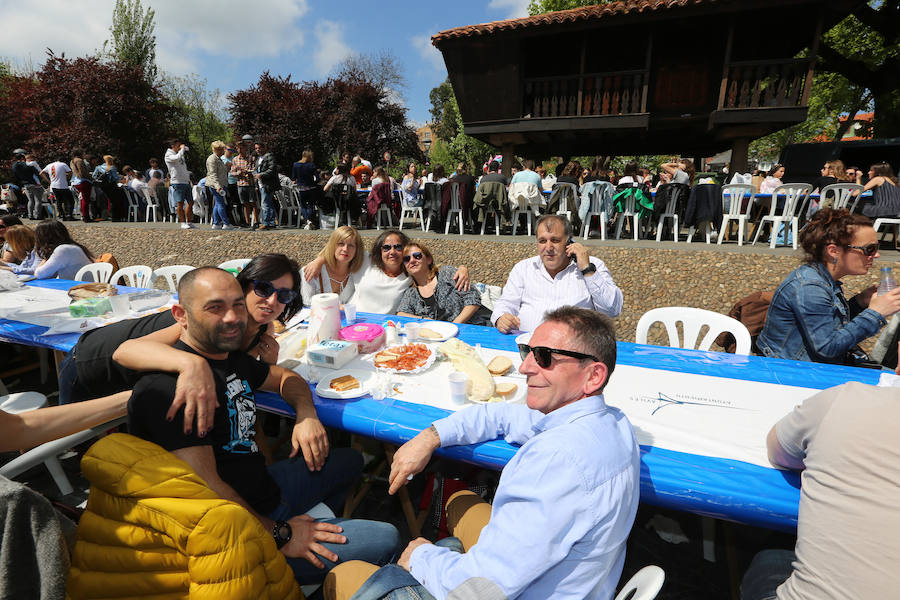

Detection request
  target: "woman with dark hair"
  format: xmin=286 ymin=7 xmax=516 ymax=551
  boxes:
xmin=396 ymin=241 xmax=489 ymax=325
xmin=759 ymin=164 xmax=785 ymax=194
xmin=617 ymin=161 xmax=643 ymax=186
xmin=32 ymin=220 xmax=93 ymax=279
xmin=0 ymin=215 xmax=24 ymax=263
xmin=758 ymin=208 xmax=900 ymax=364
xmin=292 ymin=149 xmax=319 ymax=227
xmin=0 ymin=225 xmax=38 ymax=274
xmin=854 ymin=162 xmax=900 ymax=219
xmin=556 ymin=161 xmax=581 ymax=189
xmin=662 ymin=158 xmax=695 ymax=186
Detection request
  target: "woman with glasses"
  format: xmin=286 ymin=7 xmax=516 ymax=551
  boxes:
xmin=300 ymin=226 xmax=364 ymax=305
xmin=396 ymin=241 xmax=490 ymax=325
xmin=758 ymin=208 xmax=900 ymax=364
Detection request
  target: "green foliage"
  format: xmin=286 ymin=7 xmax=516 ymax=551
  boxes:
xmin=429 ymin=80 xmax=458 ymax=141
xmin=427 ymin=138 xmax=455 ymax=172
xmin=104 ymin=0 xmax=157 ymax=82
xmin=159 ymin=74 xmax=232 ymax=176
xmin=428 ymin=80 xmax=495 ymax=172
xmin=527 ymin=0 xmax=602 ymax=16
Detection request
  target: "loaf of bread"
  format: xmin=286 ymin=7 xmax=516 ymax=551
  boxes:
xmin=487 ymin=356 xmax=512 ymax=376
xmin=438 ymin=339 xmax=495 ymax=402
xmin=67 ymin=282 xmax=117 ymax=300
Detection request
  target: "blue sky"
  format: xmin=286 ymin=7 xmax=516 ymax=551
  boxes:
xmin=0 ymin=0 xmax=531 ymax=124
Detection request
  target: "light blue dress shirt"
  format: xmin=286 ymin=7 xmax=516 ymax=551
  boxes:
xmin=410 ymin=396 xmax=640 ymax=600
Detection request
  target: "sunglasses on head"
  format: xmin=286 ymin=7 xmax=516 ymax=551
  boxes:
xmin=252 ymin=279 xmax=297 ymax=304
xmin=403 ymin=252 xmax=424 ymax=263
xmin=844 ymin=243 xmax=879 ymax=257
xmin=517 ymin=343 xmax=599 ymax=369
xmin=381 ymin=243 xmax=403 ymax=252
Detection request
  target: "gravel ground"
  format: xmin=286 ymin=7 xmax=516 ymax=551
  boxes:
xmin=65 ymin=221 xmax=900 ymax=350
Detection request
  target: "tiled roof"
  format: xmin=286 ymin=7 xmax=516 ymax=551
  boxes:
xmin=432 ymin=0 xmax=716 ymax=45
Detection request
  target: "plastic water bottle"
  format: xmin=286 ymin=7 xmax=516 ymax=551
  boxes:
xmin=877 ymin=267 xmax=897 ymax=295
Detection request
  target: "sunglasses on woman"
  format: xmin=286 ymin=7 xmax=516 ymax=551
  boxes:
xmin=844 ymin=243 xmax=879 ymax=257
xmin=252 ymin=279 xmax=297 ymax=304
xmin=403 ymin=252 xmax=424 ymax=263
xmin=381 ymin=243 xmax=403 ymax=252
xmin=517 ymin=343 xmax=599 ymax=369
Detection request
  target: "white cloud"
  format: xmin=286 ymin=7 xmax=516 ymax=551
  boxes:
xmin=311 ymin=20 xmax=352 ymax=78
xmin=487 ymin=0 xmax=531 ymax=19
xmin=411 ymin=33 xmax=445 ymax=73
xmin=0 ymin=0 xmax=310 ymax=77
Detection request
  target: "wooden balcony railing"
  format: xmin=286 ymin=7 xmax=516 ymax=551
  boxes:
xmin=719 ymin=59 xmax=809 ymax=110
xmin=523 ymin=70 xmax=649 ymax=118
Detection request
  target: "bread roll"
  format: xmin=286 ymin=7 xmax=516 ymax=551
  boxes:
xmin=487 ymin=356 xmax=512 ymax=376
xmin=495 ymin=382 xmax=517 ymax=397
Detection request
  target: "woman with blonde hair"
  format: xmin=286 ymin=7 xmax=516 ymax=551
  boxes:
xmin=0 ymin=225 xmax=39 ymax=274
xmin=300 ymin=225 xmax=365 ymax=305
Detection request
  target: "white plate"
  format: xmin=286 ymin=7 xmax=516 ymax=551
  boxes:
xmin=469 ymin=375 xmax=527 ymax=405
xmin=373 ymin=343 xmax=436 ymax=374
xmin=412 ymin=321 xmax=458 ymax=342
xmin=316 ymin=369 xmax=375 ymax=399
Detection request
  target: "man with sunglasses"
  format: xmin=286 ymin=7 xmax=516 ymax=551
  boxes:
xmin=491 ymin=214 xmax=623 ymax=334
xmin=325 ymin=307 xmax=639 ymax=600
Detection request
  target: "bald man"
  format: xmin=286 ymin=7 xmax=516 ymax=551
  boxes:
xmin=127 ymin=267 xmax=398 ymax=585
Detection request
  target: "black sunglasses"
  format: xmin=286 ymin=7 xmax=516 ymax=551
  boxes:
xmin=403 ymin=252 xmax=424 ymax=263
xmin=252 ymin=279 xmax=297 ymax=304
xmin=517 ymin=343 xmax=599 ymax=369
xmin=381 ymin=243 xmax=404 ymax=252
xmin=843 ymin=243 xmax=879 ymax=257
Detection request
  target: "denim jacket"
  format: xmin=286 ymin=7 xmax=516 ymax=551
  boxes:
xmin=758 ymin=262 xmax=886 ymax=363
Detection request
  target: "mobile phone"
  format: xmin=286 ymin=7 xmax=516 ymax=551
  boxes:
xmin=567 ymin=237 xmax=576 ymax=262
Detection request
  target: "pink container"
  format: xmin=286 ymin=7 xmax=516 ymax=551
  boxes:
xmin=339 ymin=323 xmax=385 ymax=354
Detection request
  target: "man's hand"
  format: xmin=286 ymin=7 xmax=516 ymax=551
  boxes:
xmin=290 ymin=417 xmax=329 ymax=471
xmin=256 ymin=332 xmax=280 ymax=364
xmin=398 ymin=537 xmax=432 ymax=571
xmin=495 ymin=313 xmax=520 ymax=334
xmin=281 ymin=514 xmax=346 ymax=568
xmin=389 ymin=426 xmax=440 ymax=495
xmin=168 ymin=356 xmax=218 ymax=435
xmin=453 ymin=266 xmax=470 ymax=291
xmin=565 ymin=241 xmax=590 ymax=271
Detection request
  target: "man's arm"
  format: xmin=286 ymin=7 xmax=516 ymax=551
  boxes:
xmin=766 ymin=425 xmax=806 ymax=471
xmin=581 ymin=256 xmax=624 ymax=317
xmin=172 ymin=445 xmax=346 ymax=568
xmin=259 ymin=365 xmax=329 ymax=471
xmin=0 ymin=391 xmax=129 ymax=452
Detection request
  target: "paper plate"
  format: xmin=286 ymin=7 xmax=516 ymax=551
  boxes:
xmin=316 ymin=369 xmax=375 ymax=399
xmin=373 ymin=344 xmax=436 ymax=374
xmin=469 ymin=375 xmax=527 ymax=405
xmin=413 ymin=321 xmax=458 ymax=342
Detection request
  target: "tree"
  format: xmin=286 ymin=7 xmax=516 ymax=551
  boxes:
xmin=332 ymin=50 xmax=405 ymax=101
xmin=427 ymin=79 xmax=495 ymax=172
xmin=104 ymin=0 xmax=158 ymax=82
xmin=429 ymin=80 xmax=459 ymax=142
xmin=816 ymin=1 xmax=900 ymax=137
xmin=528 ymin=0 xmax=601 ymax=15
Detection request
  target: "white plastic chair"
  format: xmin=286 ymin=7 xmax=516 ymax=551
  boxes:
xmin=375 ymin=203 xmax=393 ymax=229
xmin=751 ymin=183 xmax=812 ymax=249
xmin=218 ymin=258 xmax=251 ymax=274
xmin=399 ymin=190 xmax=425 ymax=232
xmin=111 ymin=265 xmax=154 ymax=288
xmin=716 ymin=184 xmax=754 ymax=246
xmin=614 ymin=193 xmax=640 ymax=241
xmin=75 ymin=262 xmax=113 ymax=283
xmin=614 ymin=565 xmax=665 ymax=600
xmin=551 ymin=182 xmax=577 ymax=222
xmin=443 ymin=182 xmax=464 ymax=234
xmin=480 ymin=206 xmax=502 ymax=235
xmin=125 ymin=188 xmax=142 ymax=222
xmin=154 ymin=265 xmax=195 ymax=292
xmin=142 ymin=187 xmax=161 ymax=222
xmin=0 ymin=384 xmax=73 ymax=495
xmin=874 ymin=216 xmax=900 ymax=248
xmin=635 ymin=306 xmax=752 ymax=355
xmin=509 ymin=182 xmax=542 ymax=236
xmin=820 ymin=183 xmax=864 ymax=212
xmin=277 ymin=188 xmax=300 ymax=227
xmin=655 ymin=186 xmax=687 ymax=243
xmin=582 ymin=183 xmax=612 ymax=241
xmin=192 ymin=185 xmax=209 ymax=224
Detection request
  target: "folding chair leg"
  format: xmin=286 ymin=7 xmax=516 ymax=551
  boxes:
xmin=632 ymin=214 xmax=639 ymax=241
xmin=655 ymin=217 xmax=664 ymax=242
xmin=737 ymin=219 xmax=745 ymax=247
xmin=769 ymin=220 xmax=778 ymax=249
xmin=672 ymin=216 xmax=679 ymax=242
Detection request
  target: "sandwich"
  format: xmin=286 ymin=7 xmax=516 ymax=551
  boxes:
xmin=487 ymin=356 xmax=512 ymax=376
xmin=329 ymin=375 xmax=360 ymax=391
xmin=418 ymin=327 xmax=443 ymax=339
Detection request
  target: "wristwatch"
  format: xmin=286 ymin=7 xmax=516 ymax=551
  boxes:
xmin=273 ymin=520 xmax=292 ymax=548
xmin=580 ymin=263 xmax=597 ymax=276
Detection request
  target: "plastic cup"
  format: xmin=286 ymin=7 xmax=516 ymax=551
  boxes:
xmin=448 ymin=372 xmax=469 ymax=406
xmin=344 ymin=303 xmax=357 ymax=323
xmin=405 ymin=322 xmax=419 ymax=341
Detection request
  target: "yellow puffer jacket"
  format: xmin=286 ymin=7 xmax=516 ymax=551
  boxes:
xmin=67 ymin=433 xmax=302 ymax=600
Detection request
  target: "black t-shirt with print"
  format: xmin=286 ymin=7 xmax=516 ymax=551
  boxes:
xmin=127 ymin=340 xmax=279 ymax=515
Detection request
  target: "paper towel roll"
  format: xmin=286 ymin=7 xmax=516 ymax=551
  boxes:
xmin=308 ymin=293 xmax=341 ymax=344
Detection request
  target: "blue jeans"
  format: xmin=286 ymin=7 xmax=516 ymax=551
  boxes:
xmin=266 ymin=448 xmax=398 ymax=585
xmin=741 ymin=549 xmax=795 ymax=600
xmin=349 ymin=539 xmax=464 ymax=600
xmin=211 ymin=189 xmax=230 ymax=226
xmin=260 ymin=187 xmax=276 ymax=226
